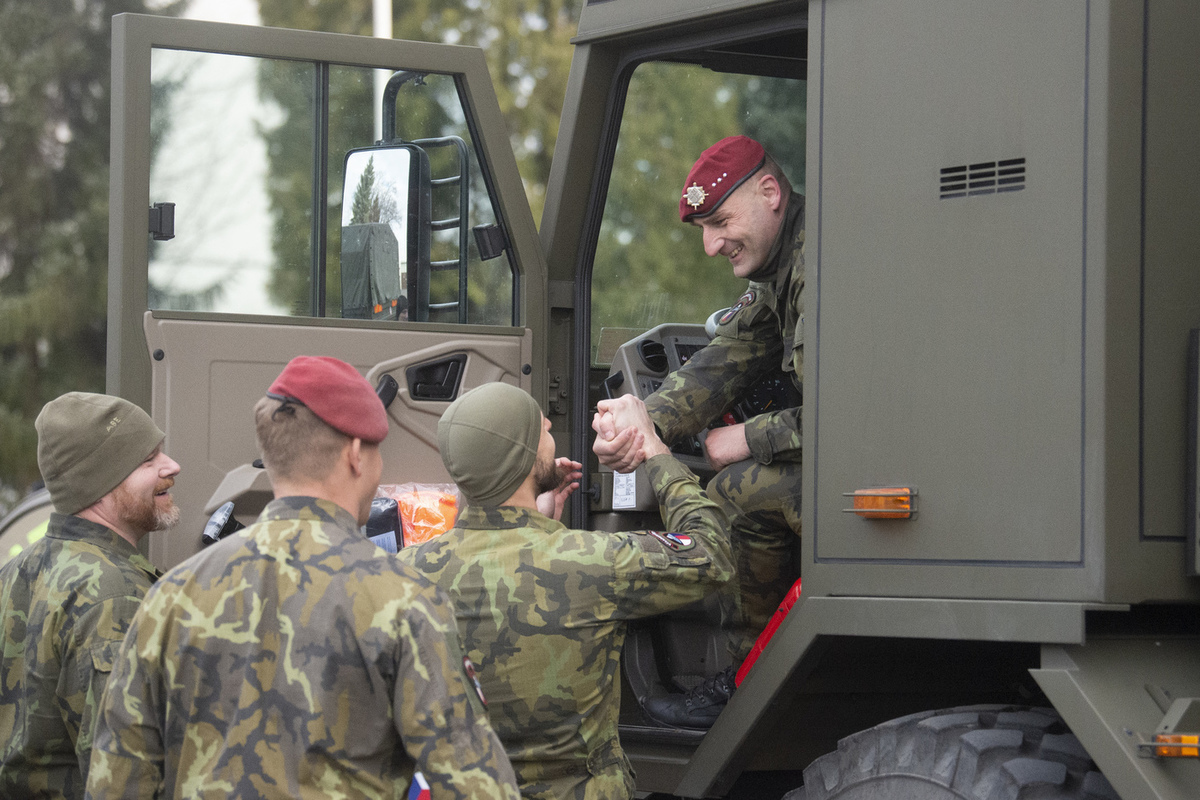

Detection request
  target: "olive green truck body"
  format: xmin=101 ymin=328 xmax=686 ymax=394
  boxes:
xmin=69 ymin=1 xmax=1200 ymax=797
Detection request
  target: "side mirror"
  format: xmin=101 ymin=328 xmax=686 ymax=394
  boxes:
xmin=340 ymin=145 xmax=431 ymax=321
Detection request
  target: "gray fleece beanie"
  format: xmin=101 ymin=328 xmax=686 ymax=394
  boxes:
xmin=438 ymin=383 xmax=542 ymax=506
xmin=36 ymin=392 xmax=165 ymax=515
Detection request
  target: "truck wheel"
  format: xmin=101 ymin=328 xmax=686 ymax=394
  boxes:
xmin=784 ymin=705 xmax=1120 ymax=800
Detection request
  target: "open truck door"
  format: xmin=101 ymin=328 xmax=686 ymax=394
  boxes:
xmin=540 ymin=0 xmax=1199 ymax=797
xmin=107 ymin=14 xmax=548 ymax=570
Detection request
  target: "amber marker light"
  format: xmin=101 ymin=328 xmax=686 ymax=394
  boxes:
xmin=1154 ymin=734 xmax=1199 ymax=758
xmin=842 ymin=487 xmax=915 ymax=519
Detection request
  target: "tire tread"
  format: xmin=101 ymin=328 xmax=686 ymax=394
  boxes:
xmin=783 ymin=705 xmax=1119 ymax=800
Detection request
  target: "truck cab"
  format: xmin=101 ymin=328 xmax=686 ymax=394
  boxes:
xmin=107 ymin=2 xmax=1199 ymax=797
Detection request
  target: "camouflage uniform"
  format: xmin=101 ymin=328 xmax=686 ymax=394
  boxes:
xmin=0 ymin=512 xmax=160 ymax=800
xmin=85 ymin=496 xmax=520 ymax=800
xmin=398 ymin=455 xmax=733 ymax=800
xmin=645 ymin=193 xmax=805 ymax=659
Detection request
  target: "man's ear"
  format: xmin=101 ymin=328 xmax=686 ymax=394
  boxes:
xmin=758 ymin=173 xmax=783 ymax=212
xmin=345 ymin=437 xmax=364 ymax=478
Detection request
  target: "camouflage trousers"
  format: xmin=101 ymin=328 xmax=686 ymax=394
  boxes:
xmin=708 ymin=458 xmax=802 ymax=661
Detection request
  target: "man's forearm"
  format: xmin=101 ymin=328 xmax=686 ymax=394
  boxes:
xmin=646 ymin=334 xmax=778 ymax=444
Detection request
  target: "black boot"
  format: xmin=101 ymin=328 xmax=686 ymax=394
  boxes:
xmin=642 ymin=665 xmax=737 ymax=729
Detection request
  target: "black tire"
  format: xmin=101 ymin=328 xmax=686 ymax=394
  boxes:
xmin=783 ymin=705 xmax=1121 ymax=800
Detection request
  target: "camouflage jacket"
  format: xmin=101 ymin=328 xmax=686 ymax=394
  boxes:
xmin=646 ymin=193 xmax=806 ymax=464
xmin=85 ymin=496 xmax=519 ymax=800
xmin=398 ymin=455 xmax=733 ymax=800
xmin=0 ymin=512 xmax=160 ymax=800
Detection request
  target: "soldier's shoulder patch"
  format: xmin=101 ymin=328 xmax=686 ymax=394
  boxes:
xmin=719 ymin=290 xmax=757 ymax=325
xmin=463 ymin=656 xmax=487 ymax=706
xmin=648 ymin=530 xmax=696 ymax=552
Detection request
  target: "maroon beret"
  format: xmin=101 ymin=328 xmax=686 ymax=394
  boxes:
xmin=268 ymin=356 xmax=388 ymax=443
xmin=679 ymin=135 xmax=767 ymax=222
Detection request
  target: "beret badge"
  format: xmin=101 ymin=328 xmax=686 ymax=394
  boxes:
xmin=684 ymin=183 xmax=708 ymax=210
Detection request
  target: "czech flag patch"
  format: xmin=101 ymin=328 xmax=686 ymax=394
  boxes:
xmin=649 ymin=531 xmax=695 ymax=552
xmin=408 ymin=771 xmax=431 ymax=800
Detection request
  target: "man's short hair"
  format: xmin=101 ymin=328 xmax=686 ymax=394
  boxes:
xmin=760 ymin=153 xmax=793 ymax=196
xmin=254 ymin=396 xmax=348 ymax=483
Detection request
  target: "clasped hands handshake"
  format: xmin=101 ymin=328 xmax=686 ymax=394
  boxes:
xmin=591 ymin=395 xmax=751 ymax=474
xmin=533 ymin=395 xmax=662 ymax=520
xmin=540 ymin=394 xmax=752 ymax=519
xmin=590 ymin=395 xmax=670 ymax=474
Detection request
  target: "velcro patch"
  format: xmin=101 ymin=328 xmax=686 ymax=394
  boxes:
xmin=719 ymin=290 xmax=757 ymax=325
xmin=648 ymin=530 xmax=696 ymax=552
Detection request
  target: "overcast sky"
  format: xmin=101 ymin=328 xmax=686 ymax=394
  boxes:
xmin=185 ymin=0 xmax=260 ymax=25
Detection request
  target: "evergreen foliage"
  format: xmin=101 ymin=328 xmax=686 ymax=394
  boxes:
xmin=0 ymin=0 xmax=184 ymax=513
xmin=350 ymin=156 xmax=376 ymax=225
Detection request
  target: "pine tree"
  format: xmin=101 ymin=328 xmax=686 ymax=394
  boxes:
xmin=351 ymin=156 xmax=377 ymax=224
xmin=0 ymin=0 xmax=185 ymax=513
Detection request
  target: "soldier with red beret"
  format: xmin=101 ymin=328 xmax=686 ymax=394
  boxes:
xmin=594 ymin=135 xmax=805 ymax=728
xmin=87 ymin=356 xmax=520 ymax=799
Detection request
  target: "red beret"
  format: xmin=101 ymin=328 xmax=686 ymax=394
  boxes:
xmin=268 ymin=356 xmax=388 ymax=443
xmin=679 ymin=135 xmax=766 ymax=222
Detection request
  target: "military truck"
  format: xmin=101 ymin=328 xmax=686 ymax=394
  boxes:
xmin=94 ymin=1 xmax=1200 ymax=797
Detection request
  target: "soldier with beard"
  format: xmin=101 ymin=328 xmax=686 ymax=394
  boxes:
xmin=0 ymin=393 xmax=180 ymax=798
xmin=400 ymin=383 xmax=733 ymax=800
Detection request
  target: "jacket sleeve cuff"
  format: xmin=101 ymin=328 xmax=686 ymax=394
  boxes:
xmin=645 ymin=452 xmax=696 ymax=489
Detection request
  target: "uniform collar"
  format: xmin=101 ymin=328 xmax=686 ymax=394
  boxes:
xmin=455 ymin=504 xmax=568 ymax=533
xmin=48 ymin=512 xmax=161 ymax=578
xmin=259 ymin=495 xmax=362 ymax=533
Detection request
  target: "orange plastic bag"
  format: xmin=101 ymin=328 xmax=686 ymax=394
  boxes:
xmin=376 ymin=483 xmax=460 ymax=547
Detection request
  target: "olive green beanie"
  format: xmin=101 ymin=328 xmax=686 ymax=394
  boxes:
xmin=438 ymin=383 xmax=542 ymax=506
xmin=35 ymin=392 xmax=165 ymax=515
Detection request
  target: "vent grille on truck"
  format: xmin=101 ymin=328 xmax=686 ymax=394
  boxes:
xmin=940 ymin=158 xmax=1026 ymax=199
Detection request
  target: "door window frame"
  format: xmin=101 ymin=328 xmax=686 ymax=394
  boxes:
xmin=109 ymin=13 xmax=545 ymax=408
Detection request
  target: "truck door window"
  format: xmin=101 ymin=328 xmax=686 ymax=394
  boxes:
xmin=147 ymin=49 xmax=514 ymax=325
xmin=590 ymin=61 xmax=805 ymax=365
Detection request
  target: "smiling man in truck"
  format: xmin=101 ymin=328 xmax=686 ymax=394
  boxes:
xmin=595 ymin=135 xmax=806 ymax=729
